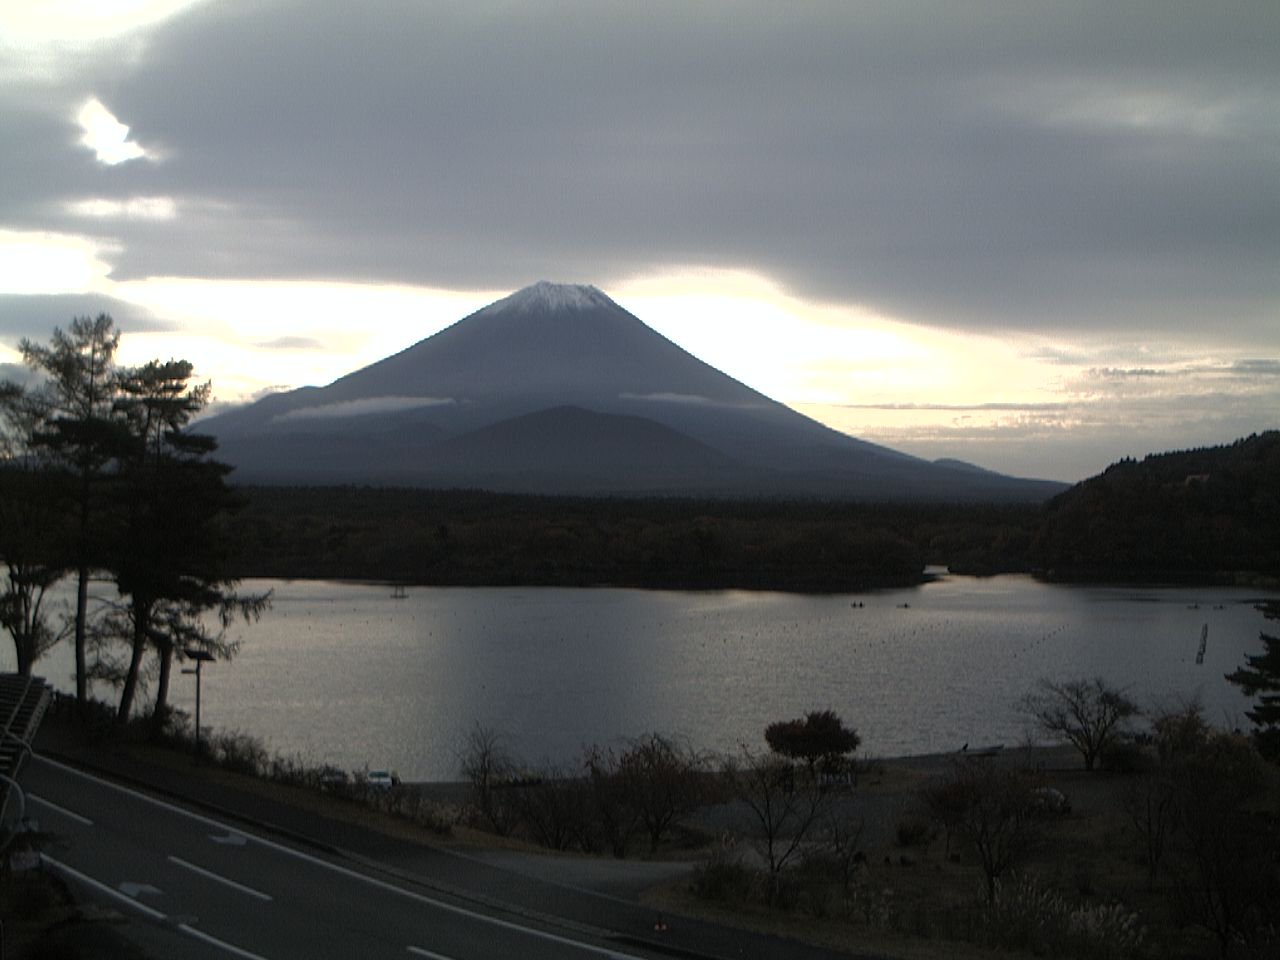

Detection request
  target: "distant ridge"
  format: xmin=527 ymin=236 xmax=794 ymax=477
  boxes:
xmin=1033 ymin=431 xmax=1280 ymax=581
xmin=200 ymin=282 xmax=1066 ymax=501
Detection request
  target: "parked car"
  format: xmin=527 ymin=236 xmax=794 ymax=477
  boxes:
xmin=366 ymin=770 xmax=400 ymax=789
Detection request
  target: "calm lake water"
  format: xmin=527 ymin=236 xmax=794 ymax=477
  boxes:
xmin=22 ymin=574 xmax=1278 ymax=781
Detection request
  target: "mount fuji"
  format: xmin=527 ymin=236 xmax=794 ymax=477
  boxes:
xmin=200 ymin=282 xmax=1063 ymax=500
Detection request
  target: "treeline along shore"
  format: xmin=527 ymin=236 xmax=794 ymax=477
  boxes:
xmin=223 ymin=433 xmax=1280 ymax=591
xmin=224 ymin=487 xmax=966 ymax=590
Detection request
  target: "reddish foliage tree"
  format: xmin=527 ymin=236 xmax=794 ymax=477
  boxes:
xmin=764 ymin=709 xmax=860 ymax=772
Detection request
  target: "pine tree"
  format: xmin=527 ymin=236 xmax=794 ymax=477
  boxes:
xmin=1225 ymin=603 xmax=1280 ymax=760
xmin=18 ymin=315 xmax=126 ymax=703
xmin=108 ymin=360 xmax=268 ymax=723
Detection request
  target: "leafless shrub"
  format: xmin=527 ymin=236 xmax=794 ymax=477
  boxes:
xmin=514 ymin=765 xmax=591 ymax=851
xmin=726 ymin=747 xmax=832 ymax=905
xmin=926 ymin=759 xmax=1044 ymax=902
xmin=457 ymin=723 xmax=522 ymax=836
xmin=1020 ymin=676 xmax=1139 ymax=771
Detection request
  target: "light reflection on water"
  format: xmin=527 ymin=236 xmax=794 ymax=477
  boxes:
xmin=21 ymin=574 xmax=1277 ymax=781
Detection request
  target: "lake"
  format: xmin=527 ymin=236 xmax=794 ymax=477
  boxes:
xmin=20 ymin=574 xmax=1278 ymax=781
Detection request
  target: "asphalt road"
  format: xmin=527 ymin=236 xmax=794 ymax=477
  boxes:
xmin=25 ymin=756 xmax=657 ymax=960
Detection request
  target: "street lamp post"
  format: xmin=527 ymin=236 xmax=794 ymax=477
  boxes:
xmin=182 ymin=648 xmax=216 ymax=760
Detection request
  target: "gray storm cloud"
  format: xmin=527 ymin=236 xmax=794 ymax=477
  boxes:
xmin=1 ymin=0 xmax=1276 ymax=347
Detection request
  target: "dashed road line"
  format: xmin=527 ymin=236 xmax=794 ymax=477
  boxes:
xmin=37 ymin=756 xmax=647 ymax=960
xmin=41 ymin=854 xmax=272 ymax=960
xmin=29 ymin=793 xmax=94 ymax=826
xmin=169 ymin=855 xmax=274 ymax=901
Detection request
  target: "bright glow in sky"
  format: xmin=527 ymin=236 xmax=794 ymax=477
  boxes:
xmin=76 ymin=97 xmax=150 ymax=164
xmin=0 ymin=0 xmax=205 ymax=45
xmin=1 ymin=1 xmax=1276 ymax=483
xmin=0 ymin=228 xmax=116 ymax=294
xmin=110 ymin=276 xmax=499 ymax=401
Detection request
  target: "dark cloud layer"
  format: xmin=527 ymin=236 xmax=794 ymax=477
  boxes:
xmin=3 ymin=0 xmax=1278 ymax=346
xmin=0 ymin=293 xmax=169 ymax=346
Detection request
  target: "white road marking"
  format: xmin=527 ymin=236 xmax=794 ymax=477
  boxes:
xmin=176 ymin=921 xmax=273 ymax=960
xmin=29 ymin=793 xmax=94 ymax=825
xmin=226 ymin=836 xmax=647 ymax=960
xmin=36 ymin=756 xmax=647 ymax=959
xmin=42 ymin=854 xmax=273 ymax=960
xmin=407 ymin=947 xmax=458 ymax=959
xmin=42 ymin=855 xmax=167 ymax=921
xmin=119 ymin=881 xmax=163 ymax=899
xmin=169 ymin=855 xmax=274 ymax=901
xmin=211 ymin=831 xmax=249 ymax=846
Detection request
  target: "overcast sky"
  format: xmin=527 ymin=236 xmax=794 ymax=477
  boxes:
xmin=1 ymin=0 xmax=1276 ymax=482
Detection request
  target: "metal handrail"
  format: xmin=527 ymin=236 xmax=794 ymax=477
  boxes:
xmin=0 ymin=674 xmax=34 ymax=737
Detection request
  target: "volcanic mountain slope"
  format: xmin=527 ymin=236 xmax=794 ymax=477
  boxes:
xmin=201 ymin=282 xmax=1064 ymax=500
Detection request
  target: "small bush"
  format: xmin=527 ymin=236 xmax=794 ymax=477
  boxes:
xmin=848 ymin=881 xmax=896 ymax=929
xmin=690 ymin=840 xmax=759 ymax=903
xmin=776 ymin=854 xmax=844 ymax=917
xmin=895 ymin=815 xmax=934 ymax=847
xmin=1071 ymin=860 xmax=1095 ymax=897
xmin=1066 ymin=902 xmax=1147 ymax=960
xmin=975 ymin=875 xmax=1146 ymax=959
xmin=8 ymin=872 xmax=72 ymax=917
xmin=977 ymin=874 xmax=1065 ymax=954
xmin=373 ymin=787 xmax=455 ymax=835
xmin=263 ymin=753 xmax=312 ymax=787
xmin=1099 ymin=738 xmax=1147 ymax=774
xmin=209 ymin=730 xmax=269 ymax=776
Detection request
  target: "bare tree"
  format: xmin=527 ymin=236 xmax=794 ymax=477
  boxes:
xmin=457 ymin=724 xmax=522 ymax=836
xmin=930 ymin=759 xmax=1043 ymax=902
xmin=728 ymin=748 xmax=831 ymax=904
xmin=0 ymin=380 xmax=72 ymax=676
xmin=0 ymin=464 xmax=71 ymax=675
xmin=514 ymin=764 xmax=591 ymax=851
xmin=922 ymin=771 xmax=972 ymax=857
xmin=1020 ymin=676 xmax=1139 ymax=771
xmin=1150 ymin=694 xmax=1211 ymax=766
xmin=1122 ymin=696 xmax=1211 ymax=890
xmin=582 ymin=743 xmax=642 ymax=857
xmin=617 ymin=733 xmax=710 ymax=856
xmin=819 ymin=804 xmax=866 ymax=897
xmin=1123 ymin=771 xmax=1176 ymax=892
xmin=1167 ymin=732 xmax=1278 ymax=956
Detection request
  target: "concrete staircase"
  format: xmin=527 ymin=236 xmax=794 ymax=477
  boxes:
xmin=0 ymin=673 xmax=53 ymax=783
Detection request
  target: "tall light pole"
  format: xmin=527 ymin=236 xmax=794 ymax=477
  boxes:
xmin=182 ymin=648 xmax=216 ymax=760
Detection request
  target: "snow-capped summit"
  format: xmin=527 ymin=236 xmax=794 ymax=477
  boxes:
xmin=481 ymin=281 xmax=614 ymax=316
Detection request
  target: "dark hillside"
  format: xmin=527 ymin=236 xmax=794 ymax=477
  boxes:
xmin=1031 ymin=432 xmax=1280 ymax=583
